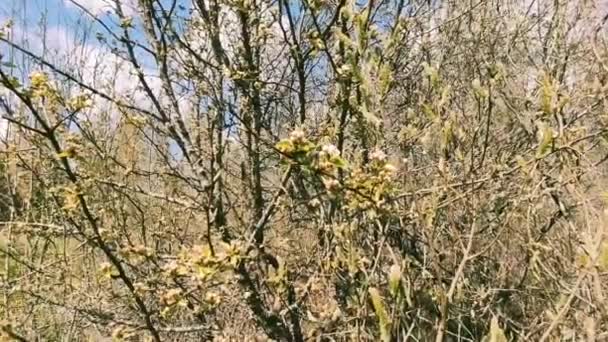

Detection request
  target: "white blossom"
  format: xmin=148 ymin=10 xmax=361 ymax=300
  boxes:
xmin=289 ymin=129 xmax=306 ymax=141
xmin=370 ymin=149 xmax=387 ymax=162
xmin=322 ymin=144 xmax=340 ymax=157
xmin=383 ymin=163 xmax=397 ymax=173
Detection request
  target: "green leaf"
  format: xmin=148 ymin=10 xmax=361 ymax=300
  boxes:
xmin=298 ymin=141 xmax=315 ymax=153
xmin=483 ymin=316 xmax=508 ymax=342
xmin=120 ymin=17 xmax=133 ymax=29
xmin=331 ymin=156 xmax=348 ymax=169
xmin=536 ymin=123 xmax=555 ymax=157
xmin=1 ymin=76 xmax=21 ymax=88
xmin=388 ymin=264 xmax=401 ymax=297
xmin=379 ymin=64 xmax=393 ymax=96
xmin=423 ymin=63 xmax=439 ymax=87
xmin=540 ymin=72 xmax=555 ymax=115
xmin=369 ymin=287 xmax=391 ymax=342
xmin=598 ymin=242 xmax=608 ymax=271
xmin=422 ymin=104 xmax=436 ymax=119
xmin=472 ymin=78 xmax=488 ymax=98
xmin=276 ymin=140 xmax=295 ymax=154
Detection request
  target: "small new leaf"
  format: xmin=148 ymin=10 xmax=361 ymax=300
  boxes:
xmin=369 ymin=287 xmax=391 ymax=342
xmin=483 ymin=316 xmax=508 ymax=342
xmin=57 ymin=146 xmax=77 ymax=159
xmin=120 ymin=17 xmax=133 ymax=29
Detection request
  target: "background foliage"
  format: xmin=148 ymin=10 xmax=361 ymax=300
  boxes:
xmin=1 ymin=0 xmax=608 ymax=340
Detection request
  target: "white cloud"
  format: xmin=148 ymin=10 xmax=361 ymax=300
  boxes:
xmin=0 ymin=87 xmax=12 ymax=145
xmin=64 ymin=0 xmax=137 ymax=16
xmin=0 ymin=118 xmax=7 ymax=144
xmin=1 ymin=18 xmax=162 ymax=122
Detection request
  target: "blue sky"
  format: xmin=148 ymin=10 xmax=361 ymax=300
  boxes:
xmin=0 ymin=0 xmax=160 ymax=85
xmin=0 ymin=0 xmax=194 ymax=158
xmin=1 ymin=0 xmax=89 ymax=35
xmin=1 ymin=0 xmax=104 ymax=71
xmin=0 ymin=0 xmax=302 ymax=147
xmin=0 ymin=0 xmax=199 ymax=77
